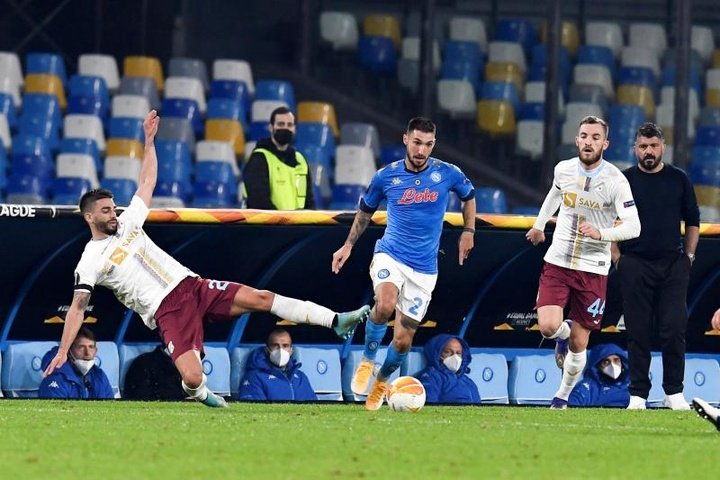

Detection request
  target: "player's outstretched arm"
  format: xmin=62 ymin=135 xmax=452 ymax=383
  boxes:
xmin=43 ymin=291 xmax=91 ymax=377
xmin=458 ymin=197 xmax=476 ymax=265
xmin=712 ymin=308 xmax=720 ymax=331
xmin=332 ymin=210 xmax=372 ymax=273
xmin=135 ymin=110 xmax=160 ymax=207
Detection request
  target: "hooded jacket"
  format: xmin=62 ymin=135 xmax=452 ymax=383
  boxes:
xmin=238 ymin=347 xmax=317 ymax=402
xmin=414 ymin=334 xmax=481 ymax=404
xmin=38 ymin=346 xmax=114 ymax=399
xmin=569 ymin=343 xmax=630 ymax=407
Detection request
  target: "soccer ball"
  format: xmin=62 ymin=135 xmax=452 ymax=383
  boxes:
xmin=386 ymin=376 xmax=426 ymax=412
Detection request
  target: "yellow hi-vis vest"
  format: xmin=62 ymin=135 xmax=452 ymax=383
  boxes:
xmin=256 ymin=148 xmax=309 ymax=210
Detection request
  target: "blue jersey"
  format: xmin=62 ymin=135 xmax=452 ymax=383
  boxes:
xmin=361 ymin=158 xmax=474 ymax=274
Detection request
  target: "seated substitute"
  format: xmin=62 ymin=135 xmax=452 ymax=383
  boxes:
xmin=124 ymin=344 xmax=186 ymax=400
xmin=238 ymin=328 xmax=317 ymax=402
xmin=415 ymin=334 xmax=480 ymax=404
xmin=39 ymin=327 xmax=113 ymax=399
xmin=569 ymin=343 xmax=630 ymax=407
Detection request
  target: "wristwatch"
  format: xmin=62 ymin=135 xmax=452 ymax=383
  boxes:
xmin=687 ymin=253 xmax=696 ymax=263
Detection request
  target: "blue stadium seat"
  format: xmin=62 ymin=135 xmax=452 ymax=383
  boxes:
xmin=481 ymin=81 xmax=520 ymax=112
xmin=155 ymin=180 xmax=191 ymax=203
xmin=691 ymin=146 xmax=720 ymax=167
xmin=61 ymin=137 xmax=102 ymax=175
xmin=467 ymin=352 xmax=509 ymax=404
xmin=296 ymin=123 xmax=336 ymax=151
xmin=156 ymin=117 xmax=196 ymax=152
xmin=202 ymin=346 xmax=231 ymax=397
xmin=577 ymin=45 xmax=616 ymax=78
xmin=196 ymin=161 xmax=237 ymax=185
xmin=661 ymin=65 xmax=702 ymax=96
xmin=249 ymin=120 xmax=270 ymax=141
xmin=210 ymin=79 xmax=251 ymax=118
xmin=52 ymin=177 xmax=91 ymax=205
xmin=475 ymin=187 xmax=508 ymax=213
xmin=512 ymin=205 xmax=540 ymax=215
xmin=696 ymin=126 xmax=720 ymax=146
xmin=618 ymin=66 xmax=657 ymax=92
xmin=161 ymin=98 xmax=204 ymax=137
xmin=95 ymin=341 xmax=120 ymax=398
xmin=1 ymin=341 xmax=58 ymax=397
xmin=67 ymin=75 xmax=110 ymax=119
xmin=120 ymin=76 xmax=160 ymax=111
xmin=340 ymin=122 xmax=381 ymax=159
xmin=518 ymin=102 xmax=545 ymax=121
xmin=330 ymin=184 xmax=365 ymax=210
xmin=508 ymin=354 xmax=562 ymax=405
xmin=7 ymin=174 xmax=49 ymax=205
xmin=357 ymin=35 xmax=398 ymax=75
xmin=439 ymin=60 xmax=483 ymax=95
xmin=689 ymin=162 xmax=720 ymax=186
xmin=608 ymin=104 xmax=646 ymax=137
xmin=0 ymin=92 xmax=18 ymax=129
xmin=230 ymin=345 xmax=258 ymax=399
xmin=443 ymin=40 xmax=485 ymax=67
xmin=494 ymin=18 xmax=537 ymax=54
xmin=101 ymin=178 xmax=136 ymax=206
xmin=604 ymin=142 xmax=635 ymax=163
xmin=207 ymin=97 xmax=248 ymax=133
xmin=26 ymin=52 xmax=67 ymax=85
xmin=109 ymin=117 xmax=145 ymax=142
xmin=341 ymin=347 xmax=402 ymax=401
xmin=530 ymin=45 xmax=571 ymax=93
xmin=118 ymin=343 xmax=157 ymax=394
xmin=683 ymin=358 xmax=720 ymax=405
xmin=0 ymin=147 xmax=6 ymax=190
xmin=192 ymin=180 xmax=235 ymax=207
xmin=379 ymin=144 xmax=405 ymax=167
xmin=255 ymin=79 xmax=296 ymax=113
xmin=401 ymin=349 xmax=426 ymax=376
xmin=294 ymin=346 xmax=343 ymax=401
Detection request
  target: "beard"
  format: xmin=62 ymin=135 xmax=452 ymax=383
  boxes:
xmin=578 ymin=147 xmax=603 ymax=166
xmin=406 ymin=153 xmax=429 ymax=170
xmin=98 ymin=219 xmax=118 ymax=235
xmin=640 ymin=155 xmax=662 ymax=170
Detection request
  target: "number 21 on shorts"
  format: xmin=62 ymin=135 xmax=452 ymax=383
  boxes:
xmin=586 ymin=298 xmax=606 ymax=318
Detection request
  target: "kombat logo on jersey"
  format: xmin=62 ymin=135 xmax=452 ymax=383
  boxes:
xmin=392 ymin=177 xmax=401 ymax=185
xmin=562 ymin=191 xmax=577 ymax=208
xmin=399 ymin=188 xmax=439 ymax=205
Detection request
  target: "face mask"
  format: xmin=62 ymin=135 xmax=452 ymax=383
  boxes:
xmin=73 ymin=358 xmax=95 ymax=376
xmin=601 ymin=362 xmax=622 ymax=380
xmin=273 ymin=129 xmax=294 ymax=146
xmin=269 ymin=348 xmax=291 ymax=368
xmin=443 ymin=354 xmax=463 ymax=373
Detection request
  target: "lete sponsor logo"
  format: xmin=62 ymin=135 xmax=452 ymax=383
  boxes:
xmin=398 ymin=188 xmax=439 ymax=205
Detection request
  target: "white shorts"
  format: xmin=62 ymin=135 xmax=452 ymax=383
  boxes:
xmin=369 ymin=252 xmax=438 ymax=322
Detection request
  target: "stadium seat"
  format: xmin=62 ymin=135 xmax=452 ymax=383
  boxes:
xmin=401 ymin=349 xmax=426 ymax=377
xmin=695 ymin=126 xmax=720 ymax=146
xmin=205 ymin=118 xmax=245 ymax=156
xmin=104 ymin=155 xmax=141 ymax=183
xmin=296 ymin=144 xmax=332 ymax=172
xmin=213 ymin=59 xmax=255 ymax=95
xmin=210 ymin=79 xmax=251 ymax=119
xmin=357 ymin=35 xmax=398 ymax=75
xmin=52 ymin=176 xmax=91 ymax=205
xmin=165 ymin=76 xmax=207 ymax=113
xmin=124 ymin=55 xmax=164 ymax=91
xmin=577 ymin=45 xmax=616 ymax=76
xmin=656 ymin=103 xmax=695 ymax=140
xmin=476 ymin=100 xmax=516 ymax=137
xmin=157 ymin=117 xmax=196 ymax=152
xmin=168 ymin=57 xmax=209 ymax=91
xmin=484 ymin=61 xmax=523 ymax=93
xmin=0 ymin=92 xmax=18 ymax=129
xmin=24 ymin=74 xmax=67 ymax=109
xmin=230 ymin=346 xmax=256 ymax=399
xmin=196 ymin=140 xmax=239 ymax=177
xmin=251 ymin=99 xmax=288 ymax=124
xmin=467 ymin=352 xmax=509 ymax=404
xmin=562 ymin=102 xmax=605 ymax=144
xmin=330 ymin=184 xmax=365 ymax=210
xmin=101 ymin=177 xmax=136 ymax=206
xmin=0 ymin=113 xmax=10 ymax=150
xmin=6 ymin=174 xmax=47 ymax=204
xmin=379 ymin=144 xmax=405 ymax=167
xmin=109 ymin=117 xmax=144 ymax=142
xmin=362 ymin=14 xmax=401 ymax=50
xmin=249 ymin=121 xmax=270 ymax=141
xmin=78 ymin=53 xmax=120 ymax=91
xmin=295 ymin=123 xmax=336 ymax=152
xmin=319 ymin=11 xmax=359 ymax=51
xmin=439 ymin=59 xmax=482 ymax=95
xmin=401 ymin=37 xmax=441 ymax=73
xmin=437 ymin=79 xmax=477 ymax=119
xmin=507 ymin=354 xmax=562 ymax=405
xmin=568 ymin=84 xmax=609 ymax=113
xmin=118 ymin=343 xmax=157 ymax=394
xmin=0 ymin=51 xmax=24 ymax=89
xmin=340 ymin=122 xmax=381 ymax=158
xmin=495 ymin=18 xmax=537 ymax=55
xmin=341 ymin=347 xmax=402 ymax=401
xmin=308 ymin=161 xmax=332 ymax=205
xmin=297 ymin=102 xmax=339 ymax=137
xmin=294 ymin=346 xmax=343 ymax=401
xmin=119 ymin=76 xmax=160 ymax=111
xmin=475 ymin=187 xmax=508 ymax=213
xmin=95 ymin=341 xmax=120 ymax=398
xmin=617 ymin=85 xmax=656 ymax=120
xmin=335 ymin=145 xmax=375 ymax=186
xmin=255 ymin=79 xmax=296 ymax=113
xmin=481 ymin=81 xmax=520 ymax=111
xmin=683 ymin=358 xmax=720 ymax=405
xmin=56 ymin=152 xmax=99 ymax=188
xmin=1 ymin=341 xmax=58 ymax=397
xmin=692 ymin=26 xmax=716 ymax=64
xmin=106 ymin=138 xmax=143 ymax=159
xmin=26 ymin=52 xmax=67 ymax=85
xmin=448 ymin=16 xmax=487 ymax=52
xmin=585 ymin=21 xmax=623 ymax=58
xmin=201 ymin=346 xmax=231 ymax=397
xmin=708 ymin=89 xmax=720 ymax=108
xmin=516 ymin=120 xmax=544 ymax=159
xmin=67 ymin=75 xmax=110 ymax=119
xmin=629 ymin=23 xmax=667 ymax=58
xmin=61 ymin=137 xmax=101 ymax=175
xmin=161 ymin=97 xmax=203 ymax=136
xmin=621 ymin=47 xmax=660 ymax=79
xmin=488 ymin=41 xmax=526 ymax=74
xmin=192 ymin=180 xmax=235 ymax=208
xmin=573 ymin=64 xmax=614 ymax=98
xmin=207 ymin=97 xmax=248 ymax=133
xmin=540 ymin=20 xmax=580 ymax=56
xmin=112 ymin=94 xmax=150 ymax=119
xmin=64 ymin=114 xmax=107 ymax=151
xmin=11 ymin=134 xmax=52 ymax=178
xmin=694 ymin=184 xmax=720 ymax=206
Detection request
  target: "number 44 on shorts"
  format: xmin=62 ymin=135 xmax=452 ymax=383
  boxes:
xmin=587 ymin=298 xmax=606 ymax=318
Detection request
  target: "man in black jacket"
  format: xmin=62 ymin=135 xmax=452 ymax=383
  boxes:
xmin=612 ymin=122 xmax=700 ymax=411
xmin=124 ymin=345 xmax=186 ymax=400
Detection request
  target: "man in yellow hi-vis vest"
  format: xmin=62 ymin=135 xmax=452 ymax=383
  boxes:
xmin=244 ymin=106 xmax=316 ymax=210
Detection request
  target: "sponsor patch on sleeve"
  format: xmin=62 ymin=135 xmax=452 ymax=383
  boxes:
xmin=623 ymin=200 xmax=636 ymax=208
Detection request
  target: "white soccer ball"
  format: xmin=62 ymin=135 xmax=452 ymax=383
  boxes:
xmin=386 ymin=376 xmax=426 ymax=412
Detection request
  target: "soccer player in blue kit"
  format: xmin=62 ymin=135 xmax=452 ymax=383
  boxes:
xmin=331 ymin=117 xmax=476 ymax=410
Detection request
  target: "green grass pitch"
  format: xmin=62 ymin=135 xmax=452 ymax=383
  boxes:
xmin=0 ymin=400 xmax=717 ymax=479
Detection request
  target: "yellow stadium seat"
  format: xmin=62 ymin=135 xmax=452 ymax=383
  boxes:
xmin=363 ymin=14 xmax=402 ymax=50
xmin=106 ymin=138 xmax=144 ymax=158
xmin=205 ymin=118 xmax=246 ymax=156
xmin=24 ymin=74 xmax=66 ymax=109
xmin=706 ymin=88 xmax=720 ymax=108
xmin=713 ymin=49 xmax=720 ymax=68
xmin=297 ymin=101 xmax=340 ymax=137
xmin=484 ymin=62 xmax=524 ymax=93
xmin=124 ymin=56 xmax=165 ymax=91
xmin=662 ymin=128 xmax=674 ymax=145
xmin=476 ymin=100 xmax=517 ymax=137
xmin=694 ymin=185 xmax=720 ymax=207
xmin=617 ymin=85 xmax=655 ymax=120
xmin=541 ymin=21 xmax=580 ymax=57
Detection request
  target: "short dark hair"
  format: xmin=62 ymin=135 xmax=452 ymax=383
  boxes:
xmin=270 ymin=106 xmax=293 ymax=125
xmin=635 ymin=122 xmax=665 ymax=142
xmin=75 ymin=326 xmax=96 ymax=343
xmin=578 ymin=115 xmax=609 ymax=138
xmin=266 ymin=328 xmax=291 ymax=346
xmin=406 ymin=117 xmax=436 ymax=134
xmin=79 ymin=189 xmax=114 ymax=213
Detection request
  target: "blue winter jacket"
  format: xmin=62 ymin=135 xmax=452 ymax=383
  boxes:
xmin=569 ymin=343 xmax=630 ymax=407
xmin=414 ymin=334 xmax=481 ymax=404
xmin=238 ymin=347 xmax=317 ymax=402
xmin=38 ymin=346 xmax=114 ymax=399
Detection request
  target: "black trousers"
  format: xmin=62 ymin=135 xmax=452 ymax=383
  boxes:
xmin=616 ymin=252 xmax=691 ymax=398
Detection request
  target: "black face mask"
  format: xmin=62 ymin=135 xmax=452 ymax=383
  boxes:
xmin=273 ymin=129 xmax=294 ymax=146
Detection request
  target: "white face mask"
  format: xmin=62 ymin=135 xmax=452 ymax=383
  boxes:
xmin=443 ymin=354 xmax=463 ymax=373
xmin=72 ymin=358 xmax=95 ymax=376
xmin=601 ymin=362 xmax=622 ymax=380
xmin=269 ymin=348 xmax=291 ymax=368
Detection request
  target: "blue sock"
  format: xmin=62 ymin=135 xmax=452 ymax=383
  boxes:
xmin=363 ymin=320 xmax=387 ymax=361
xmin=379 ymin=344 xmax=407 ymax=381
